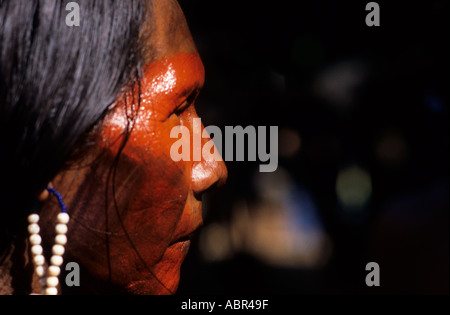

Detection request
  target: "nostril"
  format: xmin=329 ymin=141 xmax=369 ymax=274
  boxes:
xmin=191 ymin=160 xmax=228 ymax=199
xmin=192 ymin=176 xmax=222 ymax=201
xmin=216 ymin=163 xmax=228 ymax=187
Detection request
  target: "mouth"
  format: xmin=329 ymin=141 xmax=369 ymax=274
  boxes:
xmin=164 ymin=230 xmax=197 ymax=265
xmin=167 ymin=196 xmax=204 ymax=249
xmin=169 ymin=227 xmax=199 ymax=247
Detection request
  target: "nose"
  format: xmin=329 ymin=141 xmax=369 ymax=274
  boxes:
xmin=191 ymin=123 xmax=228 ymax=197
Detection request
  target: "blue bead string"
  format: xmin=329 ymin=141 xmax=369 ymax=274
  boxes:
xmin=46 ymin=187 xmax=67 ymax=213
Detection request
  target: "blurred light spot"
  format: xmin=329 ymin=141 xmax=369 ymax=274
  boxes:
xmin=336 ymin=165 xmax=372 ymax=210
xmin=198 ymin=169 xmax=332 ymax=268
xmin=375 ymin=129 xmax=408 ymax=165
xmin=313 ymin=60 xmax=368 ymax=109
xmin=199 ymin=223 xmax=233 ymax=262
xmin=229 ymin=200 xmax=250 ymax=251
xmin=253 ymin=167 xmax=291 ymax=202
xmin=244 ymin=169 xmax=330 ymax=268
xmin=279 ymin=128 xmax=302 ymax=158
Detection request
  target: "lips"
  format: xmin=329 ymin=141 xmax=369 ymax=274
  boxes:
xmin=170 ymin=233 xmax=191 ymax=245
xmin=169 ymin=221 xmax=202 ymax=246
xmin=168 ymin=191 xmax=204 ymax=245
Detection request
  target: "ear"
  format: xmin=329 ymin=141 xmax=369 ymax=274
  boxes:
xmin=37 ymin=182 xmax=53 ymax=202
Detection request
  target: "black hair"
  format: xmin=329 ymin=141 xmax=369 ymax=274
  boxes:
xmin=0 ymin=0 xmax=149 ymax=257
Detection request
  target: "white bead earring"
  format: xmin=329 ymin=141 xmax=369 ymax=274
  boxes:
xmin=28 ymin=187 xmax=70 ymax=295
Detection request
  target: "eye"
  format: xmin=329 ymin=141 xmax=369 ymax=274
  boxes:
xmin=173 ymin=89 xmax=198 ymax=116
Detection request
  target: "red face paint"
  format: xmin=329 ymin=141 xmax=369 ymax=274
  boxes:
xmin=101 ymin=53 xmax=206 ymax=294
xmin=44 ymin=53 xmax=226 ymax=294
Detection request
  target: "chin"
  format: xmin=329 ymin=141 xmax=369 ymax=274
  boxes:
xmin=124 ymin=272 xmax=181 ymax=295
xmin=124 ymin=242 xmax=190 ymax=295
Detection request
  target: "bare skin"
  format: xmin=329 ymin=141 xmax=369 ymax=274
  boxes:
xmin=1 ymin=0 xmax=227 ymax=294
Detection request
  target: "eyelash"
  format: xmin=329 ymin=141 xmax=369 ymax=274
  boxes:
xmin=173 ymin=90 xmax=198 ymax=116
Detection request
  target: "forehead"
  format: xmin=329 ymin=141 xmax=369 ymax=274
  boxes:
xmin=143 ymin=0 xmax=198 ymax=63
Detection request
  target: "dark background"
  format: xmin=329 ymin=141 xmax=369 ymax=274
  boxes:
xmin=177 ymin=0 xmax=449 ymax=294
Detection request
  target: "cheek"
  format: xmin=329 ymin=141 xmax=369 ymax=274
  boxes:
xmin=106 ymin=113 xmax=192 ymax=265
xmin=122 ymin=112 xmax=191 ymax=209
xmin=53 ymin=109 xmax=193 ymax=290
